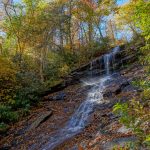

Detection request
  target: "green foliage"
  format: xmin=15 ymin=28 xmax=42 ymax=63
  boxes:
xmin=132 ymin=78 xmax=150 ymax=102
xmin=0 ymin=122 xmax=9 ymax=133
xmin=0 ymin=105 xmax=19 ymax=123
xmin=0 ymin=57 xmax=18 ymax=105
xmin=43 ymin=51 xmax=71 ymax=85
xmin=133 ymin=0 xmax=150 ymax=62
xmin=133 ymin=0 xmax=150 ymax=39
xmin=0 ymin=55 xmax=42 ymax=126
xmin=113 ymin=86 xmax=150 ymax=148
xmin=144 ymin=135 xmax=150 ymax=147
xmin=15 ymin=71 xmax=41 ymax=106
xmin=114 ymin=1 xmax=150 ymax=148
xmin=115 ymin=59 xmax=150 ymax=148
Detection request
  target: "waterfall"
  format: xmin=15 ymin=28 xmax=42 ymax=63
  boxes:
xmin=67 ymin=77 xmax=109 ymax=131
xmin=104 ymin=53 xmax=111 ymax=75
xmin=40 ymin=46 xmax=121 ymax=150
xmin=104 ymin=46 xmax=120 ymax=75
xmin=41 ymin=77 xmax=110 ymax=150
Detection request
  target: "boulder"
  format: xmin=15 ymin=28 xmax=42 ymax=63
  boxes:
xmin=103 ymin=74 xmax=129 ymax=98
xmin=45 ymin=92 xmax=66 ymax=101
xmin=122 ymin=85 xmax=138 ymax=93
xmin=102 ymin=136 xmax=136 ymax=150
xmin=52 ymin=92 xmax=66 ymax=101
xmin=117 ymin=125 xmax=132 ymax=134
xmin=28 ymin=111 xmax=52 ymax=131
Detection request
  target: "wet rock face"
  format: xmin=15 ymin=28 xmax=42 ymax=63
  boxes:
xmin=40 ymin=46 xmax=137 ymax=97
xmin=70 ymin=46 xmax=137 ymax=80
xmin=103 ymin=74 xmax=129 ymax=98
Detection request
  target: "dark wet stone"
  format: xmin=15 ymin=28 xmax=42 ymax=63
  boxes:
xmin=103 ymin=91 xmax=113 ymax=98
xmin=11 ymin=140 xmax=18 ymax=147
xmin=119 ymin=96 xmax=131 ymax=103
xmin=103 ymin=75 xmax=129 ymax=98
xmin=49 ymin=92 xmax=66 ymax=101
xmin=77 ymin=85 xmax=92 ymax=93
xmin=54 ymin=92 xmax=66 ymax=100
xmin=0 ymin=146 xmax=11 ymax=150
xmin=109 ymin=114 xmax=118 ymax=120
xmin=101 ymin=113 xmax=107 ymax=117
xmin=64 ymin=107 xmax=69 ymax=113
xmin=111 ymin=72 xmax=121 ymax=78
xmin=122 ymin=85 xmax=140 ymax=93
xmin=107 ymin=103 xmax=115 ymax=108
xmin=94 ymin=102 xmax=115 ymax=110
xmin=15 ymin=125 xmax=29 ymax=136
xmin=107 ymin=112 xmax=114 ymax=117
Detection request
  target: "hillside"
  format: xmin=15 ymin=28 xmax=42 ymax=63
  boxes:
xmin=0 ymin=0 xmax=149 ymax=150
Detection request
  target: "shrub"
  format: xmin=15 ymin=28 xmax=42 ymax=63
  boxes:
xmin=113 ymin=80 xmax=150 ymax=148
xmin=0 ymin=105 xmax=19 ymax=123
xmin=0 ymin=57 xmax=18 ymax=105
xmin=0 ymin=122 xmax=9 ymax=133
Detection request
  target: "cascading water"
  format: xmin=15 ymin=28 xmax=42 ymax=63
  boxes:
xmin=104 ymin=53 xmax=111 ymax=75
xmin=67 ymin=77 xmax=109 ymax=131
xmin=104 ymin=46 xmax=120 ymax=75
xmin=41 ymin=46 xmax=121 ymax=150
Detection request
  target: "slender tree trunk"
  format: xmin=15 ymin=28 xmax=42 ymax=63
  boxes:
xmin=59 ymin=5 xmax=64 ymax=51
xmin=60 ymin=27 xmax=64 ymax=50
xmin=0 ymin=44 xmax=2 ymax=55
xmin=88 ymin=21 xmax=93 ymax=43
xmin=97 ymin=24 xmax=104 ymax=41
xmin=107 ymin=20 xmax=116 ymax=44
xmin=81 ymin=23 xmax=88 ymax=44
xmin=39 ymin=49 xmax=44 ymax=83
xmin=129 ymin=24 xmax=139 ymax=38
xmin=68 ymin=0 xmax=73 ymax=52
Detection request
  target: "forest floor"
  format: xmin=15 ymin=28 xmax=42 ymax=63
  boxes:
xmin=0 ymin=63 xmax=145 ymax=150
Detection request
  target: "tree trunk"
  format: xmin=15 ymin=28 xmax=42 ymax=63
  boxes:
xmin=88 ymin=21 xmax=93 ymax=43
xmin=59 ymin=6 xmax=64 ymax=51
xmin=68 ymin=0 xmax=73 ymax=52
xmin=39 ymin=49 xmax=44 ymax=83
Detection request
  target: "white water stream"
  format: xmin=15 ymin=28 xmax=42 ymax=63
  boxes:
xmin=41 ymin=47 xmax=120 ymax=150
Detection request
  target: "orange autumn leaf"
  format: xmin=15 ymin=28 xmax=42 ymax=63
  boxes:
xmin=78 ymin=145 xmax=84 ymax=150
